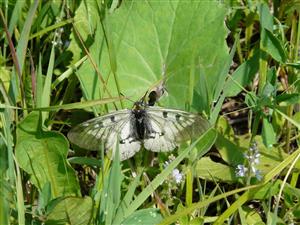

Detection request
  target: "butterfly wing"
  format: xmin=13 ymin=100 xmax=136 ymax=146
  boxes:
xmin=143 ymin=107 xmax=210 ymax=152
xmin=67 ymin=109 xmax=141 ymax=161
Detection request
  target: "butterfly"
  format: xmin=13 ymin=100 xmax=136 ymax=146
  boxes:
xmin=68 ymin=99 xmax=210 ymax=161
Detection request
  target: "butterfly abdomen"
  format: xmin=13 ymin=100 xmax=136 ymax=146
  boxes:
xmin=132 ymin=109 xmax=148 ymax=140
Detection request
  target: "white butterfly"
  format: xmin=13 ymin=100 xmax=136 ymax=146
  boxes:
xmin=68 ymin=101 xmax=210 ymax=161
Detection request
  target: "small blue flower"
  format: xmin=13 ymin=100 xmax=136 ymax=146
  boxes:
xmin=236 ymin=164 xmax=248 ymax=177
xmin=172 ymin=169 xmax=183 ymax=184
xmin=163 ymin=155 xmax=184 ymax=184
xmin=253 ymin=152 xmax=260 ymax=164
xmin=255 ymin=170 xmax=262 ymax=180
xmin=236 ymin=141 xmax=262 ymax=180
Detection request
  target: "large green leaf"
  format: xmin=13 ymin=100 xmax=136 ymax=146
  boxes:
xmin=15 ymin=112 xmax=80 ymax=197
xmin=74 ymin=0 xmax=229 ymax=111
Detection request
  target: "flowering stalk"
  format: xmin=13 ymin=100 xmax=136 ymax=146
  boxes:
xmin=163 ymin=154 xmax=184 ymax=186
xmin=236 ymin=141 xmax=262 ymax=184
xmin=52 ymin=27 xmax=64 ymax=47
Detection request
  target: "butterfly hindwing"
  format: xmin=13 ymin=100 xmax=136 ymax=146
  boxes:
xmin=67 ymin=109 xmax=141 ymax=161
xmin=143 ymin=107 xmax=210 ymax=152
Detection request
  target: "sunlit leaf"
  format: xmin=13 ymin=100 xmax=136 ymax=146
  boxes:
xmin=75 ymin=1 xmax=229 ymax=111
xmin=15 ymin=112 xmax=80 ymax=197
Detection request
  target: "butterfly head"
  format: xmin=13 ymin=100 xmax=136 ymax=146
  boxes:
xmin=133 ymin=100 xmax=147 ymax=111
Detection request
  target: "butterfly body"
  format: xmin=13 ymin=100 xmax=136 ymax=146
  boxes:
xmin=132 ymin=104 xmax=147 ymax=140
xmin=68 ymin=102 xmax=210 ymax=161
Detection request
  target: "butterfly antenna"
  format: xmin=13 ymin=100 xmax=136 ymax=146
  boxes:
xmin=120 ymin=93 xmax=135 ymax=103
xmin=140 ymin=91 xmax=149 ymax=104
xmin=147 ymin=64 xmax=167 ymax=92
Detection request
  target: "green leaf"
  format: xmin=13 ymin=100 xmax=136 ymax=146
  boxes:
xmin=196 ymin=157 xmax=238 ymax=182
xmin=192 ymin=72 xmax=209 ymax=113
xmin=214 ymin=133 xmax=245 ymax=166
xmin=114 ymin=170 xmax=143 ymax=224
xmin=33 ymin=96 xmax=124 ymax=111
xmin=41 ymin=45 xmax=55 ymax=121
xmin=0 ymin=97 xmax=125 ymax=111
xmin=199 ymin=32 xmax=237 ymax=117
xmin=293 ymin=112 xmax=300 ymax=127
xmin=9 ymin=0 xmax=39 ymax=104
xmin=15 ymin=112 xmax=80 ymax=198
xmin=46 ymin=196 xmax=93 ymax=225
xmin=0 ymin=66 xmax=10 ymax=91
xmin=0 ymin=176 xmax=9 ymax=225
xmin=67 ymin=1 xmax=98 ymax=63
xmin=262 ymin=29 xmax=287 ymax=63
xmin=29 ymin=18 xmax=73 ymax=40
xmin=267 ymin=67 xmax=277 ymax=85
xmin=286 ymin=62 xmax=300 ymax=69
xmin=256 ymin=144 xmax=288 ymax=176
xmin=37 ymin=182 xmax=52 ymax=213
xmin=215 ymin=116 xmax=235 ymax=138
xmin=36 ymin=56 xmax=44 ymax=108
xmin=104 ymin=143 xmax=123 ymax=225
xmin=276 ymin=93 xmax=300 ymax=106
xmin=15 ymin=0 xmax=39 ymax=73
xmin=259 ymin=3 xmax=273 ymax=31
xmin=223 ymin=52 xmax=259 ymax=97
xmin=259 ymin=82 xmax=276 ymax=107
xmin=245 ymin=91 xmax=258 ymax=109
xmin=175 ymin=204 xmax=189 ymax=224
xmin=252 ymin=180 xmax=281 ymax=200
xmin=292 ymin=204 xmax=300 ymax=218
xmin=189 ymin=217 xmax=204 ymax=225
xmin=122 ymin=208 xmax=163 ymax=225
xmin=239 ymin=206 xmax=264 ymax=225
xmin=262 ymin=116 xmax=276 ymax=148
xmin=275 ymin=108 xmax=300 ymax=130
xmin=68 ymin=157 xmax=101 ymax=167
xmin=283 ymin=183 xmax=300 ymax=208
xmin=7 ymin=1 xmax=26 ymax=35
xmin=75 ymin=0 xmax=229 ymax=110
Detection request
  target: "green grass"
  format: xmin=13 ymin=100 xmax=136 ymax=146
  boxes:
xmin=1 ymin=1 xmax=300 ymax=225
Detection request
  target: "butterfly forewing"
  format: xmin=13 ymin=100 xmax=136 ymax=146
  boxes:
xmin=68 ymin=109 xmax=142 ymax=160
